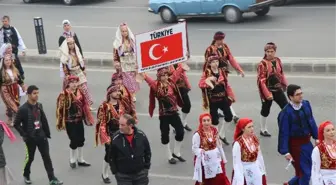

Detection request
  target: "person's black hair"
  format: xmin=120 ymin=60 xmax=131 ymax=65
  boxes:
xmin=122 ymin=114 xmax=136 ymax=126
xmin=2 ymin=16 xmax=10 ymax=20
xmin=287 ymin=84 xmax=301 ymax=99
xmin=27 ymin=85 xmax=39 ymax=94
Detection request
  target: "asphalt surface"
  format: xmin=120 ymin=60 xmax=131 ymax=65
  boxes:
xmin=0 ymin=0 xmax=335 ymax=57
xmin=1 ymin=65 xmax=335 ymax=185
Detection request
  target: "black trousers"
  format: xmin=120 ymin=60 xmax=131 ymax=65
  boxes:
xmin=115 ymin=169 xmax=149 ymax=185
xmin=66 ymin=121 xmax=85 ymax=149
xmin=209 ymin=98 xmax=233 ymax=125
xmin=14 ymin=54 xmax=25 ymax=79
xmin=159 ymin=113 xmax=184 ymax=145
xmin=104 ymin=144 xmax=110 ymax=163
xmin=23 ymin=138 xmax=55 ymax=181
xmin=179 ymin=88 xmax=191 ymax=114
xmin=260 ymin=90 xmax=288 ymax=117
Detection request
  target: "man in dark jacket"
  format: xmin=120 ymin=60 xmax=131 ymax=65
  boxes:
xmin=58 ymin=20 xmax=83 ymax=57
xmin=109 ymin=114 xmax=151 ymax=185
xmin=14 ymin=85 xmax=63 ymax=185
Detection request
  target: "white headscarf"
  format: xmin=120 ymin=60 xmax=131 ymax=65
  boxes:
xmin=0 ymin=43 xmax=11 ymax=58
xmin=58 ymin=37 xmax=84 ymax=78
xmin=113 ymin=23 xmax=135 ymax=51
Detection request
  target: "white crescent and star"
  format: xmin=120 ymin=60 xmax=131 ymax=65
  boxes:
xmin=149 ymin=44 xmax=168 ymax=61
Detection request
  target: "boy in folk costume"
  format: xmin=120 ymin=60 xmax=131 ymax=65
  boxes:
xmin=138 ymin=62 xmax=190 ymax=164
xmin=113 ymin=23 xmax=139 ymax=102
xmin=95 ymin=83 xmax=131 ymax=184
xmin=257 ymin=42 xmax=288 ymax=137
xmin=56 ymin=75 xmax=95 ymax=169
xmin=166 ymin=64 xmax=192 ymax=131
xmin=199 ymin=55 xmax=235 ymax=145
xmin=110 ymin=73 xmax=137 ymax=120
xmin=204 ymin=31 xmax=244 ymax=123
xmin=59 ymin=37 xmax=95 ymax=111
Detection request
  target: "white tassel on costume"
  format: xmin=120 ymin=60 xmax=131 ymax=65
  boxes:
xmin=230 ymin=106 xmax=237 ymax=117
xmin=102 ymin=161 xmax=109 ymax=178
xmin=181 ymin=113 xmax=188 ymax=127
xmin=165 ymin=143 xmax=173 ymax=159
xmin=70 ymin=149 xmax=77 ymax=163
xmin=260 ymin=115 xmax=267 ymax=132
xmin=173 ymin=141 xmax=182 ymax=157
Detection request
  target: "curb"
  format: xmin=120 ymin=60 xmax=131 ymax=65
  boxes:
xmin=21 ymin=50 xmax=336 ymax=73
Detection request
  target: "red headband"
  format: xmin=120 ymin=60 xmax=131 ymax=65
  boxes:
xmin=111 ymin=73 xmax=122 ymax=82
xmin=213 ymin=32 xmax=225 ymax=40
xmin=233 ymin=118 xmax=253 ymax=141
xmin=318 ymin=121 xmax=333 ymax=141
xmin=156 ymin=68 xmax=169 ymax=78
xmin=198 ymin=113 xmax=212 ymax=131
xmin=106 ymin=83 xmax=120 ymax=100
xmin=264 ymin=42 xmax=277 ymax=51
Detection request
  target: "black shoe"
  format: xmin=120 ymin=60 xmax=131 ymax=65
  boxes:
xmin=78 ymin=161 xmax=91 ymax=167
xmin=102 ymin=174 xmax=111 ymax=184
xmin=49 ymin=178 xmax=63 ymax=185
xmin=184 ymin=125 xmax=192 ymax=132
xmin=218 ymin=113 xmax=224 ymax=117
xmin=168 ymin=158 xmax=177 ymax=164
xmin=233 ymin=116 xmax=239 ymax=124
xmin=24 ymin=175 xmax=32 ymax=184
xmin=260 ymin=130 xmax=271 ymax=137
xmin=172 ymin=153 xmax=186 ymax=162
xmin=70 ymin=161 xmax=76 ymax=168
xmin=220 ymin=137 xmax=230 ymax=145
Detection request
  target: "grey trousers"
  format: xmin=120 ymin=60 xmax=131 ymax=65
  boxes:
xmin=115 ymin=169 xmax=149 ymax=185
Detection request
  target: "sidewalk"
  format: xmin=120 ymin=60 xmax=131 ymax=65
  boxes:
xmin=21 ymin=49 xmax=336 ymax=73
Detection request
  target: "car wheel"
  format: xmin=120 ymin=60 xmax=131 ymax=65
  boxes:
xmin=160 ymin=7 xmax=177 ymax=23
xmin=255 ymin=6 xmax=270 ymax=16
xmin=63 ymin=0 xmax=76 ymax=5
xmin=223 ymin=6 xmax=242 ymax=23
xmin=23 ymin=0 xmax=35 ymax=3
xmin=273 ymin=0 xmax=287 ymax=6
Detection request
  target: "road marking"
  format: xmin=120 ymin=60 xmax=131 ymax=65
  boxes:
xmin=198 ymin=28 xmax=293 ymax=32
xmin=148 ymin=173 xmax=281 ymax=185
xmin=0 ymin=3 xmax=147 ymax=9
xmin=22 ymin=65 xmax=336 ymax=79
xmin=56 ymin=25 xmax=117 ymax=29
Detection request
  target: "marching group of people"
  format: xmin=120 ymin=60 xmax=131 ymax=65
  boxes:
xmin=0 ymin=15 xmax=335 ymax=185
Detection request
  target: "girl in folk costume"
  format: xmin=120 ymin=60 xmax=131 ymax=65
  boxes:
xmin=257 ymin=42 xmax=288 ymax=137
xmin=192 ymin=113 xmax=231 ymax=185
xmin=113 ymin=23 xmax=139 ymax=102
xmin=232 ymin=118 xmax=267 ymax=185
xmin=138 ymin=62 xmax=190 ymax=164
xmin=0 ymin=54 xmax=26 ymax=126
xmin=199 ymin=55 xmax=235 ymax=145
xmin=166 ymin=64 xmax=192 ymax=131
xmin=204 ymin=31 xmax=244 ymax=124
xmin=311 ymin=121 xmax=336 ymax=185
xmin=0 ymin=120 xmax=16 ymax=185
xmin=59 ymin=37 xmax=95 ymax=111
xmin=56 ymin=75 xmax=95 ymax=169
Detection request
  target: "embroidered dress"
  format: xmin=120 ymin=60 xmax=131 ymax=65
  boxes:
xmin=113 ymin=24 xmax=139 ymax=93
xmin=232 ymin=135 xmax=267 ymax=185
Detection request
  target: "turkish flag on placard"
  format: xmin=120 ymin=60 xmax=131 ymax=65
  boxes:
xmin=140 ymin=33 xmax=183 ymax=68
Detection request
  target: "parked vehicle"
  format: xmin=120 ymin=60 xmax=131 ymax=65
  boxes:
xmin=22 ymin=0 xmax=77 ymax=5
xmin=148 ymin=0 xmax=282 ymax=23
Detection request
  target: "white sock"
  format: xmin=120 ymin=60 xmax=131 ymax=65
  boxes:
xmin=102 ymin=161 xmax=109 ymax=178
xmin=260 ymin=115 xmax=267 ymax=132
xmin=181 ymin=113 xmax=188 ymax=127
xmin=70 ymin=149 xmax=77 ymax=163
xmin=174 ymin=140 xmax=182 ymax=157
xmin=230 ymin=106 xmax=237 ymax=117
xmin=165 ymin=143 xmax=173 ymax=159
xmin=219 ymin=120 xmax=228 ymax=138
xmin=77 ymin=147 xmax=86 ymax=163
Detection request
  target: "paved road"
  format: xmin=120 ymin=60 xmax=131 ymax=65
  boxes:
xmin=1 ymin=65 xmax=335 ymax=185
xmin=0 ymin=0 xmax=335 ymax=57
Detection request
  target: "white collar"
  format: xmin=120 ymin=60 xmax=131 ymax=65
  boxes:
xmin=290 ymin=101 xmax=302 ymax=110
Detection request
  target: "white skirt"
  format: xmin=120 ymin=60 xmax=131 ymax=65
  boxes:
xmin=0 ymin=166 xmax=14 ymax=185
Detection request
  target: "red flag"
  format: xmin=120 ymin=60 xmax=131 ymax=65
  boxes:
xmin=140 ymin=33 xmax=183 ymax=68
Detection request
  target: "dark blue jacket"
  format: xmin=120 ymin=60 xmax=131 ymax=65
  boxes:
xmin=277 ymin=100 xmax=318 ymax=155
